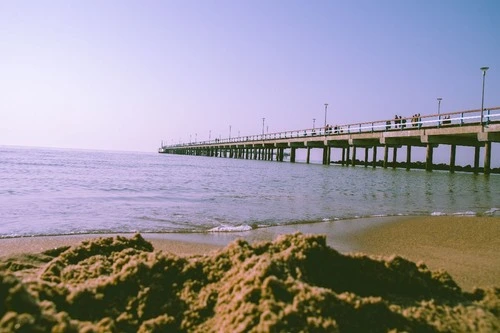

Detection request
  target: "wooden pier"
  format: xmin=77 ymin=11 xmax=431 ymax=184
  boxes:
xmin=160 ymin=107 xmax=500 ymax=174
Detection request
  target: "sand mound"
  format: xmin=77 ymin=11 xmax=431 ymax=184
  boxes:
xmin=1 ymin=233 xmax=498 ymax=332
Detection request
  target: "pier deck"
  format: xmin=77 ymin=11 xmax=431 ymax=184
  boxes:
xmin=160 ymin=107 xmax=500 ymax=174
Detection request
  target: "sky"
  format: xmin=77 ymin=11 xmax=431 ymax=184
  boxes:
xmin=1 ymin=0 xmax=499 ymax=163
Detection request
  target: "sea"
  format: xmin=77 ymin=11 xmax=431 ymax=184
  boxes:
xmin=1 ymin=145 xmax=499 ymax=238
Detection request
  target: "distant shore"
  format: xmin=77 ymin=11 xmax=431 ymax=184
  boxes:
xmin=1 ymin=215 xmax=498 ymax=291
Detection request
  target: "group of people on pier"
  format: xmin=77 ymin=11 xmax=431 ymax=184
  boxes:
xmin=325 ymin=124 xmax=342 ymax=134
xmin=386 ymin=114 xmax=422 ymax=129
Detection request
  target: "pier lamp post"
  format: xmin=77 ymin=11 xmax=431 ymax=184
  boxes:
xmin=209 ymin=130 xmax=211 ymax=141
xmin=313 ymin=118 xmax=316 ymax=129
xmin=195 ymin=133 xmax=197 ymax=143
xmin=190 ymin=134 xmax=192 ymax=144
xmin=480 ymin=66 xmax=489 ymax=125
xmin=324 ymin=103 xmax=328 ymax=128
xmin=262 ymin=118 xmax=265 ymax=136
xmin=437 ymin=97 xmax=442 ymax=126
xmin=229 ymin=125 xmax=231 ymax=140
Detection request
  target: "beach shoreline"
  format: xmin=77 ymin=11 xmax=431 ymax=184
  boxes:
xmin=1 ymin=215 xmax=499 ymax=332
xmin=1 ymin=215 xmax=498 ymax=291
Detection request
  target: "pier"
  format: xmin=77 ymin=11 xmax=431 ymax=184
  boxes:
xmin=160 ymin=107 xmax=500 ymax=174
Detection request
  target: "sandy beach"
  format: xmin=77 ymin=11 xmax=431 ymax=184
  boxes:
xmin=1 ymin=215 xmax=499 ymax=332
xmin=1 ymin=215 xmax=498 ymax=290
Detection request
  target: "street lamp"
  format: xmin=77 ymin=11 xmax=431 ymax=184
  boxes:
xmin=437 ymin=97 xmax=442 ymax=126
xmin=313 ymin=118 xmax=316 ymax=129
xmin=262 ymin=118 xmax=265 ymax=135
xmin=209 ymin=130 xmax=211 ymax=141
xmin=229 ymin=125 xmax=231 ymax=139
xmin=480 ymin=66 xmax=489 ymax=125
xmin=324 ymin=103 xmax=328 ymax=128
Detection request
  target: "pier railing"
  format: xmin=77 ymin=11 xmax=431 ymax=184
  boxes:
xmin=165 ymin=107 xmax=500 ymax=148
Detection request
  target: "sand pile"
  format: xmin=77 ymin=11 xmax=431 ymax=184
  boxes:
xmin=1 ymin=233 xmax=498 ymax=332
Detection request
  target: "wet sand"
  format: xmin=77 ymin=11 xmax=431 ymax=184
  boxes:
xmin=343 ymin=215 xmax=500 ymax=291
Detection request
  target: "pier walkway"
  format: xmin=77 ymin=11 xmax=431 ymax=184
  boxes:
xmin=159 ymin=107 xmax=500 ymax=174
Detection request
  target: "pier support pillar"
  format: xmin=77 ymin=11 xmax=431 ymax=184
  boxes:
xmin=474 ymin=146 xmax=480 ymax=174
xmin=426 ymin=144 xmax=433 ymax=171
xmin=383 ymin=145 xmax=389 ymax=169
xmin=372 ymin=146 xmax=377 ymax=168
xmin=346 ymin=146 xmax=351 ymax=166
xmin=290 ymin=147 xmax=296 ymax=163
xmin=327 ymin=147 xmax=331 ymax=165
xmin=364 ymin=147 xmax=369 ymax=167
xmin=306 ymin=147 xmax=311 ymax=164
xmin=392 ymin=147 xmax=398 ymax=169
xmin=484 ymin=142 xmax=491 ymax=175
xmin=341 ymin=148 xmax=346 ymax=166
xmin=351 ymin=146 xmax=356 ymax=166
xmin=322 ymin=147 xmax=328 ymax=165
xmin=406 ymin=145 xmax=411 ymax=171
xmin=450 ymin=145 xmax=456 ymax=173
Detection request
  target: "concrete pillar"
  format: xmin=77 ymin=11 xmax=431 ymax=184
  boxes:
xmin=426 ymin=144 xmax=433 ymax=171
xmin=383 ymin=145 xmax=389 ymax=169
xmin=406 ymin=145 xmax=411 ymax=171
xmin=346 ymin=146 xmax=351 ymax=166
xmin=474 ymin=146 xmax=480 ymax=174
xmin=341 ymin=148 xmax=346 ymax=166
xmin=392 ymin=147 xmax=398 ymax=169
xmin=290 ymin=147 xmax=296 ymax=163
xmin=372 ymin=146 xmax=377 ymax=168
xmin=280 ymin=148 xmax=285 ymax=162
xmin=484 ymin=142 xmax=491 ymax=175
xmin=450 ymin=145 xmax=456 ymax=173
xmin=327 ymin=147 xmax=331 ymax=165
xmin=351 ymin=146 xmax=356 ymax=166
xmin=364 ymin=147 xmax=369 ymax=167
xmin=322 ymin=147 xmax=328 ymax=165
xmin=306 ymin=147 xmax=311 ymax=164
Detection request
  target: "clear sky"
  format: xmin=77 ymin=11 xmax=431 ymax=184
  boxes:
xmin=1 ymin=0 xmax=499 ymax=159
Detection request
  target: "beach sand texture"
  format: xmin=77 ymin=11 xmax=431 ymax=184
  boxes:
xmin=0 ymin=216 xmax=499 ymax=332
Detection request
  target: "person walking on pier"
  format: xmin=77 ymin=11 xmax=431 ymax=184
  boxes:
xmin=394 ymin=115 xmax=400 ymax=128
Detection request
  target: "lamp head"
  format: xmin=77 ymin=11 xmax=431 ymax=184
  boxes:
xmin=480 ymin=66 xmax=489 ymax=72
xmin=437 ymin=97 xmax=442 ymax=101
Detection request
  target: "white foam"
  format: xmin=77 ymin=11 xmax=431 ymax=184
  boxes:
xmin=452 ymin=211 xmax=476 ymax=216
xmin=431 ymin=212 xmax=447 ymax=216
xmin=208 ymin=225 xmax=252 ymax=232
xmin=484 ymin=208 xmax=500 ymax=216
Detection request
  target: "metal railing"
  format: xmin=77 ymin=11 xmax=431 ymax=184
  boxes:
xmin=163 ymin=107 xmax=500 ymax=148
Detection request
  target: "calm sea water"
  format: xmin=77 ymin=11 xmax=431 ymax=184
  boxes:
xmin=1 ymin=146 xmax=499 ymax=238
